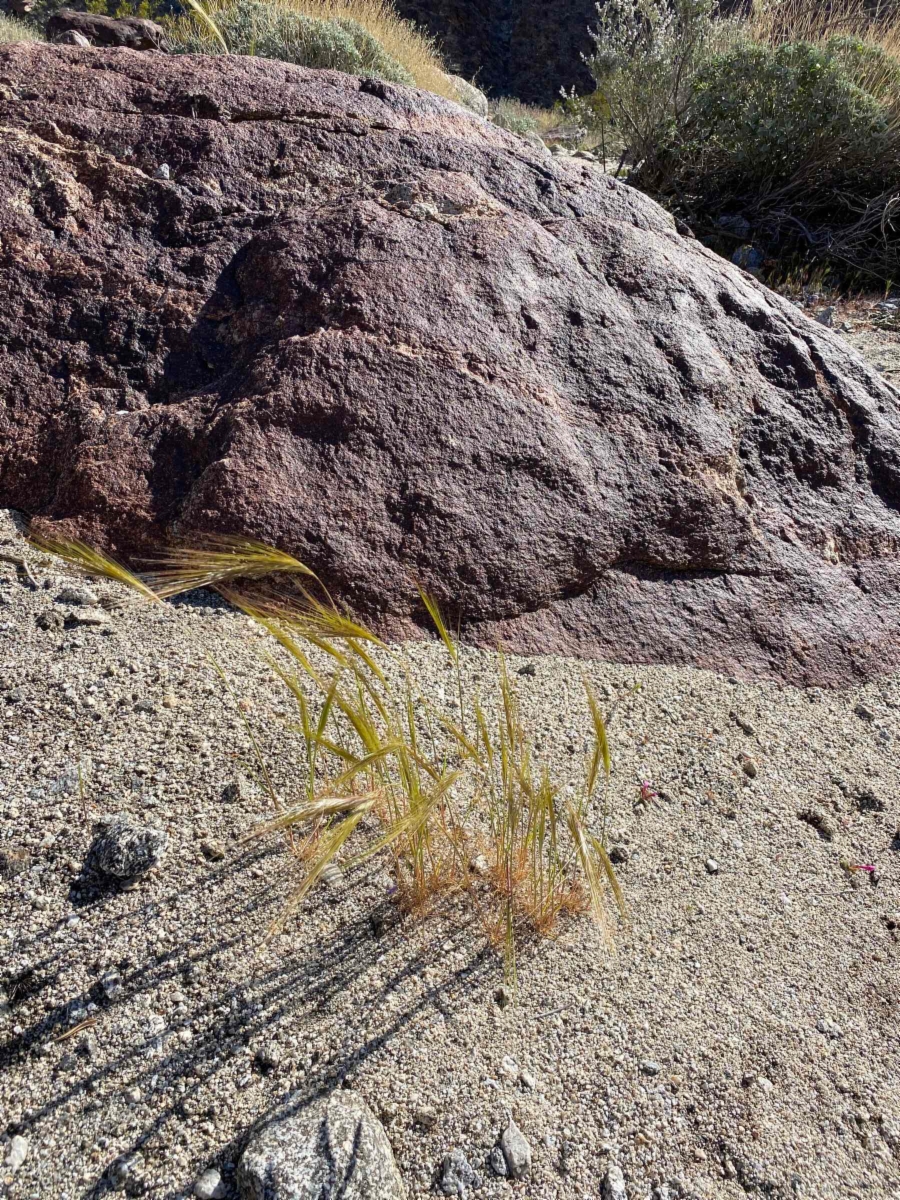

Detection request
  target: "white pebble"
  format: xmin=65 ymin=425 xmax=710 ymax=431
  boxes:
xmin=6 ymin=1135 xmax=28 ymax=1172
xmin=193 ymin=1167 xmax=226 ymax=1199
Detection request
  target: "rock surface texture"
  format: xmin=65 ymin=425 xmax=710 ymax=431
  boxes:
xmin=45 ymin=9 xmax=165 ymax=50
xmin=2 ymin=47 xmax=900 ymax=688
xmin=237 ymin=1092 xmax=405 ymax=1199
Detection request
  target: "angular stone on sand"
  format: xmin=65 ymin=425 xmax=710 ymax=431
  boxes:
xmin=6 ymin=1135 xmax=28 ymax=1172
xmin=603 ymin=1164 xmax=628 ymax=1200
xmin=498 ymin=1113 xmax=531 ymax=1179
xmin=194 ymin=1168 xmax=226 ymax=1199
xmin=439 ymin=1148 xmax=480 ymax=1195
xmin=237 ymin=1092 xmax=405 ymax=1199
xmin=87 ymin=814 xmax=168 ymax=879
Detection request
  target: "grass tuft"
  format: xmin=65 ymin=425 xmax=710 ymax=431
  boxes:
xmin=165 ymin=0 xmax=458 ymax=99
xmin=0 ymin=12 xmax=43 ymax=41
xmin=36 ymin=533 xmax=625 ymax=987
xmin=143 ymin=535 xmax=319 ymax=598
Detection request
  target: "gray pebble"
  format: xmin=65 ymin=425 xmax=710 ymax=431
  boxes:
xmin=440 ymin=1148 xmax=481 ymax=1195
xmin=100 ymin=969 xmax=122 ymax=1000
xmin=705 ymin=858 xmax=719 ymax=875
xmin=603 ymin=1163 xmax=628 ymax=1200
xmin=6 ymin=1134 xmax=28 ymax=1172
xmin=816 ymin=1016 xmax=843 ymax=1039
xmin=238 ymin=1091 xmax=404 ymax=1199
xmin=154 ymin=163 xmax=171 ymax=180
xmin=193 ymin=1167 xmax=226 ymax=1199
xmin=499 ymin=1112 xmax=531 ymax=1179
xmin=56 ymin=585 xmax=98 ymax=605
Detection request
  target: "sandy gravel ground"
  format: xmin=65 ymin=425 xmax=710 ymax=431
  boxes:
xmin=1 ymin=500 xmax=900 ymax=1200
xmin=2 ymin=300 xmax=900 ymax=1199
xmin=807 ymin=296 xmax=900 ymax=387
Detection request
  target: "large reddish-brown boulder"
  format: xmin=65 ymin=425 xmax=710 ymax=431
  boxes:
xmin=2 ymin=46 xmax=900 ymax=687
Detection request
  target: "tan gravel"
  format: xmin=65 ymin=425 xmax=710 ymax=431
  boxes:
xmin=1 ymin=452 xmax=900 ymax=1200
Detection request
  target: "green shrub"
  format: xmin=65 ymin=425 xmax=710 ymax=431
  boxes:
xmin=166 ymin=0 xmax=415 ymax=84
xmin=490 ymin=97 xmax=541 ymax=135
xmin=586 ymin=0 xmax=718 ymax=178
xmin=671 ymin=37 xmax=900 ymax=277
xmin=586 ymin=0 xmax=900 ymax=280
xmin=685 ymin=39 xmax=893 ymax=190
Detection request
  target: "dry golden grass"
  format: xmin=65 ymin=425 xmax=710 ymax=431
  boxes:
xmin=36 ymin=533 xmax=625 ymax=988
xmin=284 ymin=0 xmax=454 ymax=97
xmin=749 ymin=0 xmax=900 ymax=62
xmin=28 ymin=533 xmax=161 ymax=602
xmin=173 ymin=0 xmax=457 ymax=99
xmin=0 ymin=12 xmax=43 ymax=41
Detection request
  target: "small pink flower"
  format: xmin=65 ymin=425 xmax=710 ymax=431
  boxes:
xmin=850 ymin=863 xmax=876 ymax=873
xmin=639 ymin=780 xmax=658 ymax=803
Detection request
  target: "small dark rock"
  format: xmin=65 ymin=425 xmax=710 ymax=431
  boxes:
xmin=517 ymin=663 xmax=537 ymax=677
xmin=86 ymin=814 xmax=168 ymax=879
xmin=36 ymin=610 xmax=64 ymax=631
xmin=488 ymin=1145 xmax=507 ymax=1177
